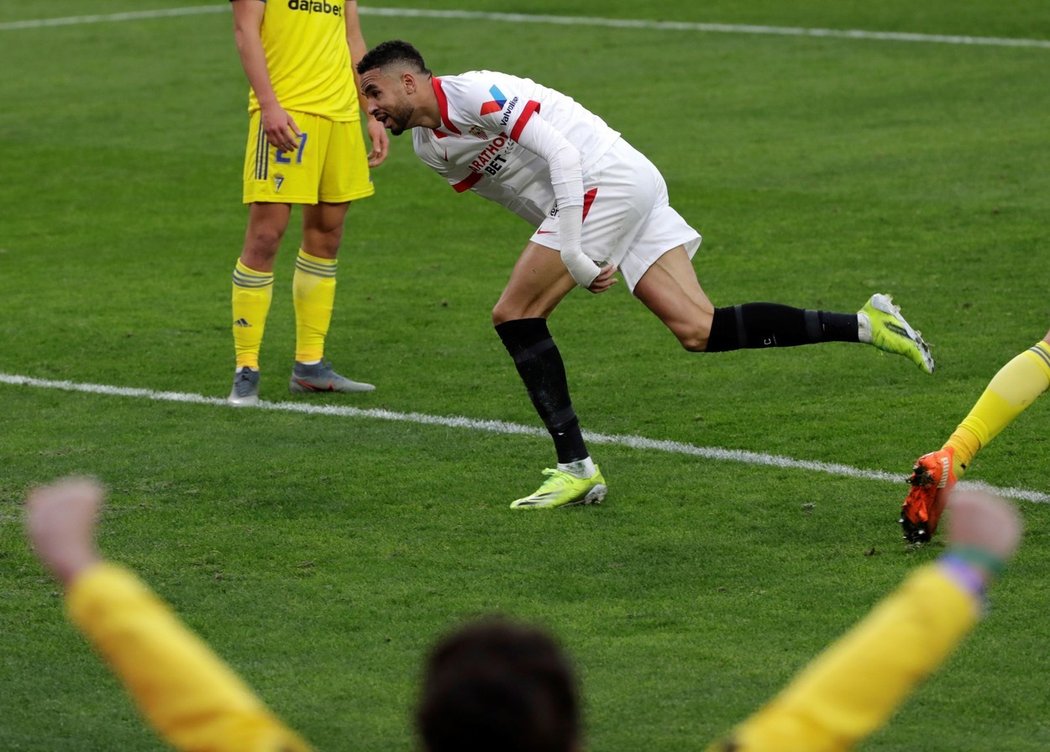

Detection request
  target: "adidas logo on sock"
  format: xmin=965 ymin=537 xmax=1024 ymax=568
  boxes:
xmin=233 ymin=318 xmax=251 ymax=328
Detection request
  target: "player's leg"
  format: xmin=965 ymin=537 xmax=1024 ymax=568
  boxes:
xmin=630 ymin=245 xmax=714 ymax=349
xmin=948 ymin=330 xmax=1050 ymax=471
xmin=230 ymin=109 xmax=313 ymax=405
xmin=287 ymin=202 xmax=373 ymax=394
xmin=492 ymin=243 xmax=606 ymax=509
xmin=631 ymin=247 xmax=933 ymax=372
xmin=295 ymin=200 xmax=345 ymax=368
xmin=901 ymin=328 xmax=1050 ymax=542
xmin=605 ymin=142 xmax=932 ymax=370
xmin=632 ymin=245 xmax=859 ymax=349
xmin=230 ymin=201 xmax=292 ymax=405
xmin=289 ymin=115 xmax=377 ymax=394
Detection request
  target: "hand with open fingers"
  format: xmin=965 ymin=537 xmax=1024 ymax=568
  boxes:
xmin=945 ymin=489 xmax=1023 ymax=577
xmin=588 ymin=264 xmax=618 ymax=294
xmin=260 ymin=103 xmax=301 ymax=153
xmin=25 ymin=477 xmax=105 ymax=586
xmin=366 ymin=116 xmax=390 ymax=167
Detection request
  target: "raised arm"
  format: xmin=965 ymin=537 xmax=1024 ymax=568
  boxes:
xmin=706 ymin=490 xmax=1022 ymax=752
xmin=26 ymin=478 xmax=313 ymax=752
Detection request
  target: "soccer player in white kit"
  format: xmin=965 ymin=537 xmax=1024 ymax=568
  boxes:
xmin=357 ymin=41 xmax=936 ymax=509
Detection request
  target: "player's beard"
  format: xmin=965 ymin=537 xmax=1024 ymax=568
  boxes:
xmin=386 ymin=102 xmax=415 ymax=136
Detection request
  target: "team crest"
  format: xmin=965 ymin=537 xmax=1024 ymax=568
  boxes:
xmin=469 ymin=125 xmax=487 ymax=139
xmin=273 ymin=173 xmax=285 ymax=193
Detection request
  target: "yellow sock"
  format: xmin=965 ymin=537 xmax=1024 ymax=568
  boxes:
xmin=231 ymin=259 xmax=274 ymax=370
xmin=293 ymin=249 xmax=338 ymax=363
xmin=945 ymin=340 xmax=1050 ymax=475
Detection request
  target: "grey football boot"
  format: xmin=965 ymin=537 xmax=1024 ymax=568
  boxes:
xmin=228 ymin=367 xmax=261 ymax=406
xmin=289 ymin=360 xmax=375 ymax=393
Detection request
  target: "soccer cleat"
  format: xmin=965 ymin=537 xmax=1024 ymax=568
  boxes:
xmin=509 ymin=467 xmax=607 ymax=510
xmin=228 ymin=367 xmax=260 ymax=406
xmin=859 ymin=293 xmax=935 ymax=374
xmin=900 ymin=447 xmax=957 ymax=543
xmin=289 ymin=360 xmax=375 ymax=393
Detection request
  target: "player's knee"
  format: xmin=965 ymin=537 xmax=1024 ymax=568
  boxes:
xmin=244 ymin=225 xmax=285 ymax=259
xmin=492 ymin=299 xmax=533 ymax=326
xmin=676 ymin=323 xmax=711 ymax=352
xmin=491 ymin=303 xmax=513 ymax=327
xmin=679 ymin=332 xmax=708 ymax=352
xmin=304 ymin=227 xmax=344 ymax=257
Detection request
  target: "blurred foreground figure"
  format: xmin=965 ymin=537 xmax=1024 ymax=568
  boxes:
xmin=26 ymin=478 xmax=1020 ymax=751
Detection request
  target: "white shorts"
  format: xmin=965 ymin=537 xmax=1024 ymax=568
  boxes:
xmin=530 ymin=138 xmax=702 ymax=291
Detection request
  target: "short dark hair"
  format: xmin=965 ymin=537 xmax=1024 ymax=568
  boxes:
xmin=417 ymin=619 xmax=580 ymax=752
xmin=357 ymin=40 xmax=431 ymax=76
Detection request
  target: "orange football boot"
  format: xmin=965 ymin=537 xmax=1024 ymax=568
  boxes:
xmin=900 ymin=447 xmax=957 ymax=543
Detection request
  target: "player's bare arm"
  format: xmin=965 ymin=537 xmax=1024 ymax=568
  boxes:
xmin=231 ymin=0 xmax=300 ymax=152
xmin=345 ymin=1 xmax=389 ymax=167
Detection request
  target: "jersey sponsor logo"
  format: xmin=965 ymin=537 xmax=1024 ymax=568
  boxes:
xmin=287 ymin=0 xmax=342 ymax=16
xmin=499 ymin=96 xmax=520 ymax=127
xmin=469 ymin=133 xmax=511 ymax=175
xmin=479 ymin=85 xmax=507 ymax=115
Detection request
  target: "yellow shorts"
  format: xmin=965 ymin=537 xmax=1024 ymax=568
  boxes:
xmin=242 ymin=111 xmax=375 ymax=204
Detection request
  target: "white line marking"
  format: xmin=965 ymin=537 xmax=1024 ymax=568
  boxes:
xmin=359 ymin=8 xmax=1050 ymax=50
xmin=0 ymin=5 xmax=225 ymax=30
xmin=1 ymin=4 xmax=1048 ymax=50
xmin=3 ymin=372 xmax=1047 ymax=504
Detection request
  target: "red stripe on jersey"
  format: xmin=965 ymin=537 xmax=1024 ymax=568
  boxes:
xmin=432 ymin=78 xmax=462 ymax=136
xmin=582 ymin=187 xmax=599 ymax=221
xmin=452 ymin=171 xmax=483 ymax=193
xmin=509 ymin=99 xmax=541 ymax=141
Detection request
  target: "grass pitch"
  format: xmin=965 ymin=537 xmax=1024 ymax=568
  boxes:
xmin=2 ymin=2 xmax=1049 ymax=750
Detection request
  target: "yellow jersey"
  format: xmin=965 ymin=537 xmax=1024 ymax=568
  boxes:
xmin=68 ymin=564 xmax=313 ymax=751
xmin=706 ymin=565 xmax=979 ymax=751
xmin=249 ymin=0 xmax=359 ymax=122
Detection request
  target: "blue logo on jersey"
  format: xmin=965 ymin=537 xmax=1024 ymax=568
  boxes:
xmin=479 ymin=85 xmax=508 ymax=115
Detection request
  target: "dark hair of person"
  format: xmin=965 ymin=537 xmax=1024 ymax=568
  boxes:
xmin=417 ymin=619 xmax=580 ymax=752
xmin=357 ymin=39 xmax=432 ymax=76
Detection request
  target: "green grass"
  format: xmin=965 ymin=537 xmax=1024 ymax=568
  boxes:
xmin=2 ymin=2 xmax=1050 ymax=750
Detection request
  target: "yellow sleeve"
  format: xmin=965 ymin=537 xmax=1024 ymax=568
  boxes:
xmin=66 ymin=563 xmax=314 ymax=752
xmin=706 ymin=564 xmax=980 ymax=752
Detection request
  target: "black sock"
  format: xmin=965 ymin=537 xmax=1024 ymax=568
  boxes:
xmin=706 ymin=303 xmax=859 ymax=352
xmin=495 ymin=318 xmax=588 ymax=463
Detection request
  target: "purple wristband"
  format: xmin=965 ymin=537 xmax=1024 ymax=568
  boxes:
xmin=938 ymin=555 xmax=988 ymax=601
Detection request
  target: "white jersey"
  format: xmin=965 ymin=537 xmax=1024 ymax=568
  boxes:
xmin=412 ymin=71 xmax=621 ymax=225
